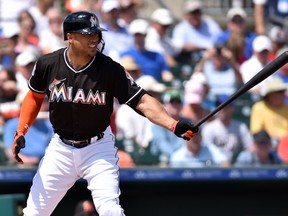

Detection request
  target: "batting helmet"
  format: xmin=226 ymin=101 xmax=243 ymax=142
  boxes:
xmin=63 ymin=11 xmax=107 ymax=41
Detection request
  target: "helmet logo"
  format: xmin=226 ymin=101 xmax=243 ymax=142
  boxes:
xmin=90 ymin=16 xmax=98 ymax=27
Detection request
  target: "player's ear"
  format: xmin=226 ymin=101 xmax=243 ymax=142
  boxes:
xmin=66 ymin=33 xmax=73 ymax=41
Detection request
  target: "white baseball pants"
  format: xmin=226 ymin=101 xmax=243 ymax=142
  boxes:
xmin=23 ymin=126 xmax=125 ymax=216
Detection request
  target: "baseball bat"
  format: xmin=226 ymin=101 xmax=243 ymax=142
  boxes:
xmin=194 ymin=50 xmax=288 ymax=128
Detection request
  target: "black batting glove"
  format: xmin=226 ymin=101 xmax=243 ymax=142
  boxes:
xmin=171 ymin=120 xmax=199 ymax=140
xmin=12 ymin=131 xmax=26 ymax=164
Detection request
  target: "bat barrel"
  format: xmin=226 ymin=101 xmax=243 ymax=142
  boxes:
xmin=194 ymin=51 xmax=288 ymax=128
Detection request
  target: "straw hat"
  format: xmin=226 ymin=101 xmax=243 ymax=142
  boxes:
xmin=260 ymin=77 xmax=287 ymax=97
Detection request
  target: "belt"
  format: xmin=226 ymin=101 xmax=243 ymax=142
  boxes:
xmin=60 ymin=132 xmax=104 ymax=148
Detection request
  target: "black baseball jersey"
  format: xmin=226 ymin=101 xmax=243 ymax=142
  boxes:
xmin=28 ymin=48 xmax=145 ymax=140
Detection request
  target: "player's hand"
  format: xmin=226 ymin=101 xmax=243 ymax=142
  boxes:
xmin=12 ymin=131 xmax=26 ymax=164
xmin=171 ymin=120 xmax=199 ymax=140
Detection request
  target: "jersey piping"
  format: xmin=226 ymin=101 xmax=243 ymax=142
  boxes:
xmin=125 ymin=87 xmax=143 ymax=104
xmin=63 ymin=48 xmax=96 ymax=73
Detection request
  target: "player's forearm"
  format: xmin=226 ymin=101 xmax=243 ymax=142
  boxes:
xmin=136 ymin=94 xmax=176 ymax=131
xmin=17 ymin=90 xmax=45 ymax=134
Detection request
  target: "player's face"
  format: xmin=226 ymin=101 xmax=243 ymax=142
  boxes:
xmin=70 ymin=32 xmax=100 ymax=56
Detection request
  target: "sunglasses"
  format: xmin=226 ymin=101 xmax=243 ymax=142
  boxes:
xmin=231 ymin=16 xmax=244 ymax=23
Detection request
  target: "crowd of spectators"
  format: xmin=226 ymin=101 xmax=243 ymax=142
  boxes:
xmin=0 ymin=0 xmax=288 ymax=168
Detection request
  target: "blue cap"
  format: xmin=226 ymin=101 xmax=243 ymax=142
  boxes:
xmin=253 ymin=130 xmax=271 ymax=144
xmin=215 ymin=95 xmax=234 ymax=107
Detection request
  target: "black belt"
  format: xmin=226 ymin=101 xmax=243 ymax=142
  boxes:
xmin=60 ymin=132 xmax=104 ymax=148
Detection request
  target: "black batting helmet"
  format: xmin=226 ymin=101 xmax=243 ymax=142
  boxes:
xmin=63 ymin=11 xmax=107 ymax=41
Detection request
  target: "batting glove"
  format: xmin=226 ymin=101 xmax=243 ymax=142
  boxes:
xmin=12 ymin=131 xmax=26 ymax=164
xmin=171 ymin=120 xmax=199 ymax=140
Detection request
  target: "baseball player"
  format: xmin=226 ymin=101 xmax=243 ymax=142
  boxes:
xmin=12 ymin=11 xmax=198 ymax=216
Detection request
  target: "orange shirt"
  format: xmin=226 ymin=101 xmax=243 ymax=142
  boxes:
xmin=117 ymin=150 xmax=135 ymax=168
xmin=278 ymin=134 xmax=288 ymax=163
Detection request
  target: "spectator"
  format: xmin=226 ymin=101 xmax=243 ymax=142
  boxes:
xmin=189 ymin=72 xmax=210 ymax=98
xmin=146 ymin=8 xmax=180 ymax=67
xmin=170 ymin=128 xmax=228 ymax=168
xmin=120 ymin=55 xmax=142 ymax=79
xmin=15 ymin=10 xmax=40 ymax=55
xmin=74 ymin=199 xmax=98 ymax=216
xmin=273 ymin=49 xmax=288 ymax=104
xmin=111 ymin=55 xmax=142 ymax=134
xmin=216 ymin=7 xmax=257 ymax=63
xmin=150 ymin=90 xmax=189 ymax=166
xmin=0 ymin=31 xmax=18 ymax=69
xmin=253 ymin=0 xmax=288 ymax=35
xmin=0 ymin=68 xmax=20 ymax=147
xmin=65 ymin=0 xmax=102 ymax=17
xmin=118 ymin=0 xmax=144 ymax=28
xmin=268 ymin=26 xmax=288 ymax=61
xmin=0 ymin=68 xmax=20 ymax=122
xmin=118 ymin=0 xmax=145 ymax=9
xmin=120 ymin=19 xmax=174 ymax=82
xmin=188 ymin=71 xmax=212 ymax=110
xmin=39 ymin=7 xmax=67 ymax=54
xmin=250 ymin=77 xmax=288 ymax=146
xmin=0 ymin=0 xmax=34 ymax=38
xmin=110 ymin=56 xmax=141 ymax=137
xmin=234 ymin=129 xmax=282 ymax=166
xmin=15 ymin=50 xmax=38 ymax=99
xmin=172 ymin=0 xmax=222 ymax=58
xmin=3 ymin=97 xmax=52 ymax=166
xmin=194 ymin=44 xmax=243 ymax=99
xmin=226 ymin=31 xmax=246 ymax=66
xmin=100 ymin=0 xmax=133 ymax=61
xmin=0 ymin=68 xmax=18 ymax=103
xmin=28 ymin=0 xmax=55 ymax=36
xmin=117 ymin=150 xmax=135 ymax=168
xmin=240 ymin=35 xmax=272 ymax=95
xmin=181 ymin=79 xmax=211 ymax=123
xmin=202 ymin=95 xmax=253 ymax=163
xmin=115 ymin=75 xmax=168 ymax=165
xmin=277 ymin=133 xmax=288 ymax=164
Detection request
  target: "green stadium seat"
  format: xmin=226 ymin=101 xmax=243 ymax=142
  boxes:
xmin=233 ymin=92 xmax=257 ymax=127
xmin=0 ymin=193 xmax=26 ymax=216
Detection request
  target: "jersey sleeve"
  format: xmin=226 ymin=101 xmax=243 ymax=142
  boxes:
xmin=112 ymin=64 xmax=145 ymax=105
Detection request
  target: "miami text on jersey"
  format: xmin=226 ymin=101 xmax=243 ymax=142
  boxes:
xmin=49 ymin=79 xmax=106 ymax=105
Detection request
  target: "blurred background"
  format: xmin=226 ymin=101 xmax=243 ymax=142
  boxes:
xmin=1 ymin=0 xmax=288 ymax=215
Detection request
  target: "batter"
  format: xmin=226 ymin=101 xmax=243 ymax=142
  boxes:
xmin=12 ymin=11 xmax=198 ymax=216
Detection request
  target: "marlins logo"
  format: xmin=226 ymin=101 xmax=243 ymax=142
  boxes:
xmin=90 ymin=16 xmax=98 ymax=27
xmin=124 ymin=70 xmax=135 ymax=86
xmin=49 ymin=78 xmax=66 ymax=91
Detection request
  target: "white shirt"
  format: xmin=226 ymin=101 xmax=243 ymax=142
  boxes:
xmin=101 ymin=24 xmax=133 ymax=62
xmin=39 ymin=29 xmax=67 ymax=53
xmin=28 ymin=6 xmax=49 ymax=36
xmin=145 ymin=27 xmax=180 ymax=57
xmin=170 ymin=142 xmax=228 ymax=168
xmin=203 ymin=60 xmax=238 ymax=96
xmin=240 ymin=55 xmax=268 ymax=84
xmin=15 ymin=72 xmax=29 ymax=101
xmin=115 ymin=104 xmax=153 ymax=148
xmin=172 ymin=18 xmax=222 ymax=50
xmin=0 ymin=0 xmax=35 ymax=37
xmin=202 ymin=118 xmax=253 ymax=162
